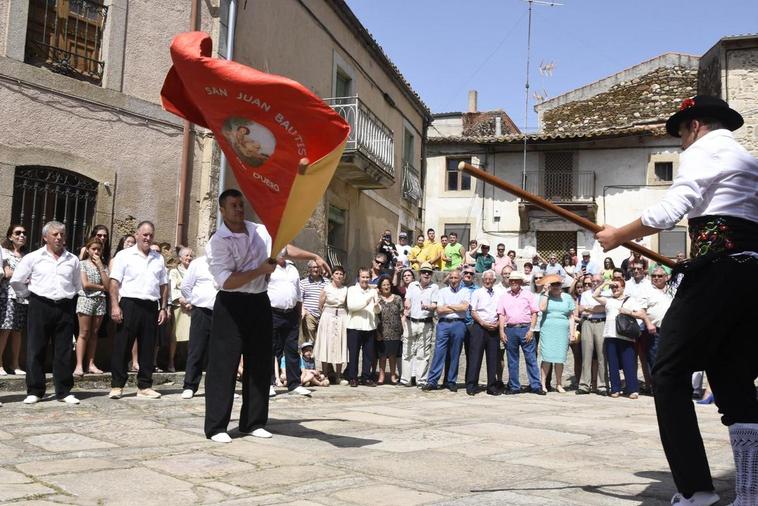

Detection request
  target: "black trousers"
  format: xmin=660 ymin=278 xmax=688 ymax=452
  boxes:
xmin=465 ymin=322 xmax=499 ymax=391
xmin=653 ymin=255 xmax=758 ymax=496
xmin=205 ymin=291 xmax=272 ymax=438
xmin=346 ymin=329 xmax=375 ymax=381
xmin=272 ymin=309 xmax=301 ymax=390
xmin=111 ymin=297 xmax=158 ymax=389
xmin=183 ymin=307 xmax=213 ymax=392
xmin=26 ymin=294 xmax=75 ymax=398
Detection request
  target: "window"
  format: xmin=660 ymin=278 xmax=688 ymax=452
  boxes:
xmin=543 ymin=152 xmax=574 ymax=200
xmin=25 ymin=0 xmax=108 ymax=84
xmin=659 ymin=227 xmax=687 ymax=258
xmin=335 ymin=70 xmax=352 ymax=98
xmin=446 ymin=158 xmax=471 ymax=191
xmin=654 ymin=161 xmax=674 ymax=182
xmin=536 ymin=231 xmax=577 ymax=261
xmin=11 ymin=166 xmax=98 ymax=250
xmin=444 ymin=223 xmax=471 ymax=248
xmin=327 ymin=205 xmax=347 ymax=269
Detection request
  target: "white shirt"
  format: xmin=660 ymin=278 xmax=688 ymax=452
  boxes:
xmin=208 ymin=220 xmax=279 ymax=294
xmin=396 ymin=244 xmax=412 ymax=267
xmin=642 ymin=129 xmax=758 ymax=229
xmin=346 ymin=284 xmax=378 ymax=330
xmin=437 ymin=284 xmax=471 ymax=320
xmin=405 ymin=281 xmax=438 ymax=319
xmin=470 ymin=286 xmax=500 ymax=324
xmin=624 ymin=277 xmax=651 ymax=301
xmin=10 ymin=246 xmax=82 ymax=301
xmin=267 ymin=261 xmax=301 ymax=310
xmin=638 ymin=285 xmax=673 ymax=328
xmin=602 ymin=296 xmax=642 ymax=341
xmin=180 ymin=256 xmax=217 ymax=310
xmin=579 ymin=290 xmax=606 ymax=319
xmin=110 ymin=245 xmax=168 ymax=301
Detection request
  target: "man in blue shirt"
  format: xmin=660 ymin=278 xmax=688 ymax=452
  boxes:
xmin=423 ymin=270 xmax=470 ymax=392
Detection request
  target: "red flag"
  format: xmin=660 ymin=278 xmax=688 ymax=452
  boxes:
xmin=161 ymin=31 xmax=350 ymax=254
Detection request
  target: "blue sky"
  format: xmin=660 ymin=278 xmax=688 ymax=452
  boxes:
xmin=346 ymin=0 xmax=758 ymax=130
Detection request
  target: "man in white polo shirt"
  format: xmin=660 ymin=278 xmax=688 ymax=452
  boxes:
xmin=423 ymin=269 xmax=470 ymax=392
xmin=205 ymin=189 xmax=329 ymax=444
xmin=269 ymin=256 xmax=311 ymax=397
xmin=180 ymin=242 xmax=217 ymax=399
xmin=11 ymin=221 xmax=82 ymax=405
xmin=108 ymin=220 xmax=169 ymax=400
xmin=467 ymin=270 xmax=501 ymax=396
xmin=402 ymin=262 xmax=438 ymax=387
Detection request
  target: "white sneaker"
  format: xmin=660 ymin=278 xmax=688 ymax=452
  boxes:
xmin=290 ymin=386 xmax=312 ymax=396
xmin=339 ymin=379 xmax=349 ymax=386
xmin=210 ymin=432 xmax=232 ymax=443
xmin=23 ymin=395 xmax=40 ymax=404
xmin=269 ymin=385 xmax=277 ymax=397
xmin=670 ymin=491 xmax=720 ymax=505
xmin=59 ymin=395 xmax=80 ymax=405
xmin=180 ymin=389 xmax=194 ymax=399
xmin=108 ymin=388 xmax=123 ymax=399
xmin=13 ymin=369 xmax=25 ymax=376
xmin=250 ymin=428 xmax=272 ymax=439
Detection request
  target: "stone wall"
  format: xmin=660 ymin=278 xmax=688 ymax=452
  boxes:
xmin=725 ymin=46 xmax=758 ymax=156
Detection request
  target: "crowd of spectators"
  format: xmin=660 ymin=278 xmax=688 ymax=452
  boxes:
xmin=0 ymin=221 xmax=705 ymax=406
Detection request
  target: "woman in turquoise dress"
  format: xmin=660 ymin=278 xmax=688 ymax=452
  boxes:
xmin=537 ymin=274 xmax=576 ymax=393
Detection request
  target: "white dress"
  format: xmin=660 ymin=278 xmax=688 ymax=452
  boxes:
xmin=314 ymin=283 xmax=348 ymax=367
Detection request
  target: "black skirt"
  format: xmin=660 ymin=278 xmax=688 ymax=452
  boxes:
xmin=376 ymin=339 xmax=402 ymax=358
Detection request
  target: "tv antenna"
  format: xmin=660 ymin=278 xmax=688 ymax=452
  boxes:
xmin=521 ymin=0 xmax=563 ymax=188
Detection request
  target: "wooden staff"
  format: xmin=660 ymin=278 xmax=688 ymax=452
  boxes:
xmin=458 ymin=161 xmax=676 ymax=268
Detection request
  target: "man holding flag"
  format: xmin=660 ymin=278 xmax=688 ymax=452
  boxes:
xmin=205 ymin=189 xmax=329 ymax=443
xmin=159 ymin=31 xmax=347 ymax=444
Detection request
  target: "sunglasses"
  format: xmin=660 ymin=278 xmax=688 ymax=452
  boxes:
xmin=12 ymin=230 xmax=26 ymax=236
xmin=631 ymin=267 xmax=643 ymax=271
xmin=550 ymin=282 xmax=562 ymax=286
xmin=651 ymin=274 xmax=666 ymax=278
xmin=420 ymin=271 xmax=432 ymax=275
xmin=96 ymin=233 xmax=108 ymax=238
xmin=610 ymin=284 xmax=620 ymax=289
xmin=497 ymin=248 xmax=505 ymax=251
xmin=583 ymin=283 xmax=592 ymax=287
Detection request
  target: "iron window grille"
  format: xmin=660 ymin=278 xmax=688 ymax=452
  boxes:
xmin=11 ymin=166 xmax=99 ymax=250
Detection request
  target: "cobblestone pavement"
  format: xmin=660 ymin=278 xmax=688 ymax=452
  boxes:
xmin=0 ymin=377 xmax=735 ymax=505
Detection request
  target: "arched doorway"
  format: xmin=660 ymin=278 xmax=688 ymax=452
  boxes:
xmin=11 ymin=166 xmax=99 ymax=250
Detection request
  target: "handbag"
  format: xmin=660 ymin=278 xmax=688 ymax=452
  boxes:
xmin=615 ymin=297 xmax=640 ymax=340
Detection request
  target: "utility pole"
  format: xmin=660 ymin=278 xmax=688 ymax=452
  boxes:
xmin=521 ymin=0 xmax=562 ymax=189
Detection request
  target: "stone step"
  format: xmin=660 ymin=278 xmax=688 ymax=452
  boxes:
xmin=0 ymin=371 xmax=191 ymax=392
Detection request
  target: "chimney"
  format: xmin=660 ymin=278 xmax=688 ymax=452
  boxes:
xmin=468 ymin=90 xmax=478 ymax=113
xmin=495 ymin=116 xmax=502 ymax=136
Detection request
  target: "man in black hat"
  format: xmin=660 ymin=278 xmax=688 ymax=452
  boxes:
xmin=597 ymin=96 xmax=758 ymax=506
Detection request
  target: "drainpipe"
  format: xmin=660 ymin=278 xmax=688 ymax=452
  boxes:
xmin=216 ymin=0 xmax=237 ymax=228
xmin=175 ymin=0 xmax=201 ymax=246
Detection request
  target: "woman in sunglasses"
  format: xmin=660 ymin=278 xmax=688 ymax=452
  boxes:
xmin=537 ymin=274 xmax=576 ymax=393
xmin=0 ymin=225 xmax=28 ymax=377
xmin=592 ymin=278 xmax=641 ymax=399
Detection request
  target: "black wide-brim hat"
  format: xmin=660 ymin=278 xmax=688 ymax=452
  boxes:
xmin=666 ymin=95 xmax=744 ymax=137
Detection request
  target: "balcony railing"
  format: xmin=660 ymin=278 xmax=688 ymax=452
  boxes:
xmin=326 ymin=244 xmax=347 ymax=270
xmin=523 ymin=170 xmax=595 ymax=203
xmin=325 ymin=96 xmax=395 ymax=177
xmin=25 ymin=0 xmax=108 ymax=84
xmin=402 ymin=161 xmax=422 ymax=202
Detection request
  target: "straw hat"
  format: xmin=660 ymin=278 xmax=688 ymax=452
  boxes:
xmin=536 ymin=274 xmax=563 ymax=287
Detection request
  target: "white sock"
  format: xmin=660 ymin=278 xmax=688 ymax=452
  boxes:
xmin=730 ymin=423 xmax=758 ymax=506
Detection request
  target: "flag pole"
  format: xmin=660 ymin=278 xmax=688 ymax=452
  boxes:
xmin=458 ymin=161 xmax=676 ymax=268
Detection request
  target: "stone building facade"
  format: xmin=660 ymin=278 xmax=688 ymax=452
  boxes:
xmin=0 ymin=0 xmax=221 ymax=251
xmin=227 ymin=0 xmax=431 ymax=272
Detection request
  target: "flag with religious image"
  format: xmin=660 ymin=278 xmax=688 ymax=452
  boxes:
xmin=160 ymin=31 xmax=349 ymax=255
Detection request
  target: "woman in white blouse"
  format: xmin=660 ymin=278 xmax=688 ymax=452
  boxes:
xmin=345 ymin=268 xmax=379 ymax=387
xmin=314 ymin=266 xmax=348 ymax=384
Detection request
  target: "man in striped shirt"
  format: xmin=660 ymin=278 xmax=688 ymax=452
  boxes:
xmin=299 ymin=260 xmax=326 ymax=346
